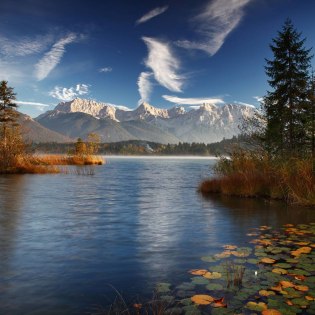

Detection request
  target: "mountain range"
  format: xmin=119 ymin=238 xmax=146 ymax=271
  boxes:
xmin=31 ymin=98 xmax=255 ymax=144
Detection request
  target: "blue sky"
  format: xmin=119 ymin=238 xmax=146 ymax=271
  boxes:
xmin=1 ymin=0 xmax=315 ymax=117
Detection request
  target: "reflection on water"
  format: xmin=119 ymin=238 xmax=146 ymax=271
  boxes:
xmin=0 ymin=157 xmax=314 ymax=315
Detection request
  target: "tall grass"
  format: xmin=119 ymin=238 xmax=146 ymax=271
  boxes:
xmin=199 ymin=150 xmax=315 ymax=206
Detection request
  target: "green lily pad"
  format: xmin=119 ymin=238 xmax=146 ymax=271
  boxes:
xmin=211 ymin=308 xmax=234 ymax=315
xmin=183 ymin=305 xmax=201 ymax=315
xmin=291 ymin=297 xmax=309 ymax=307
xmin=245 ymin=301 xmax=267 ymax=312
xmin=191 ymin=277 xmax=210 ymax=285
xmin=247 ymin=258 xmax=259 ymax=264
xmin=156 ymin=282 xmax=171 ymax=293
xmin=206 ymin=283 xmax=224 ymax=291
xmin=180 ymin=298 xmax=193 ymax=306
xmin=176 ymin=282 xmax=195 ymax=291
xmin=274 ymin=263 xmax=292 ymax=269
xmin=160 ymin=295 xmax=174 ymax=303
xmin=201 ymin=256 xmax=217 ymax=263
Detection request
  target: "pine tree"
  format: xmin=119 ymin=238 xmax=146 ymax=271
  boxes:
xmin=263 ymin=19 xmax=312 ymax=156
xmin=0 ymin=80 xmax=18 ymax=146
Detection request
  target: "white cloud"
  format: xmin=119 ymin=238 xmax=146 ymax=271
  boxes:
xmin=234 ymin=101 xmax=256 ymax=108
xmin=49 ymin=84 xmax=90 ymax=101
xmin=176 ymin=0 xmax=252 ymax=56
xmin=136 ymin=6 xmax=168 ymax=25
xmin=137 ymin=72 xmax=153 ymax=104
xmin=254 ymin=96 xmax=263 ymax=103
xmin=16 ymin=101 xmax=50 ymax=107
xmin=142 ymin=37 xmax=184 ymax=93
xmin=0 ymin=34 xmax=53 ymax=57
xmin=163 ymin=95 xmax=224 ymax=105
xmin=34 ymin=33 xmax=78 ymax=81
xmin=99 ymin=67 xmax=112 ymax=73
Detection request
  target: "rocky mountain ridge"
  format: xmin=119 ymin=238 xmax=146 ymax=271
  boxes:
xmin=35 ymin=98 xmax=256 ymax=144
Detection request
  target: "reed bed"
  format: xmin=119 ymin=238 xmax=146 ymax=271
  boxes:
xmin=199 ymin=151 xmax=315 ymax=206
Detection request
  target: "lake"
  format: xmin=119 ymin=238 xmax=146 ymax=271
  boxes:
xmin=0 ymin=156 xmax=314 ymax=314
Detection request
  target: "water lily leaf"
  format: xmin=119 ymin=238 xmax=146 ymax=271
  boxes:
xmin=183 ymin=305 xmax=201 ymax=315
xmin=285 ymin=258 xmax=299 ymax=264
xmin=272 ymin=268 xmax=288 ymax=275
xmin=201 ymin=256 xmax=217 ymax=263
xmin=206 ymin=283 xmax=224 ymax=291
xmin=180 ymin=298 xmax=193 ymax=306
xmin=305 ymin=295 xmax=315 ymax=301
xmin=291 ymin=297 xmax=309 ymax=307
xmin=262 ymin=310 xmax=282 ymax=315
xmin=191 ymin=277 xmax=210 ymax=285
xmin=160 ymin=295 xmax=174 ymax=303
xmin=280 ymin=281 xmax=295 ymax=288
xmin=214 ymin=251 xmax=232 ymax=259
xmin=203 ymin=271 xmax=222 ymax=279
xmin=191 ymin=294 xmax=214 ymax=305
xmin=246 ymin=301 xmax=268 ymax=312
xmin=274 ymin=263 xmax=291 ymax=269
xmin=177 ymin=282 xmax=196 ymax=291
xmin=294 ymin=285 xmax=309 ymax=292
xmin=259 ymin=290 xmax=276 ymax=296
xmin=260 ymin=257 xmax=276 ymax=264
xmin=291 ymin=247 xmax=312 ymax=257
xmin=247 ymin=258 xmax=259 ymax=264
xmin=156 ymin=283 xmax=171 ymax=293
xmin=212 ymin=297 xmax=227 ymax=308
xmin=295 ymin=242 xmax=310 ymax=246
xmin=223 ymin=244 xmax=237 ymax=250
xmin=189 ymin=269 xmax=208 ymax=276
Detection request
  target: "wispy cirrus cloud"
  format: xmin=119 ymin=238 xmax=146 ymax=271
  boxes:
xmin=99 ymin=67 xmax=112 ymax=73
xmin=34 ymin=33 xmax=79 ymax=81
xmin=0 ymin=34 xmax=53 ymax=57
xmin=176 ymin=0 xmax=252 ymax=56
xmin=254 ymin=96 xmax=263 ymax=103
xmin=16 ymin=100 xmax=50 ymax=107
xmin=234 ymin=101 xmax=256 ymax=108
xmin=49 ymin=83 xmax=89 ymax=101
xmin=136 ymin=6 xmax=168 ymax=25
xmin=137 ymin=72 xmax=153 ymax=104
xmin=163 ymin=95 xmax=224 ymax=105
xmin=142 ymin=37 xmax=184 ymax=93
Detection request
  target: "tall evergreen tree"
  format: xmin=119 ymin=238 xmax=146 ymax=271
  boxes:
xmin=0 ymin=80 xmax=18 ymax=146
xmin=263 ymin=19 xmax=312 ymax=155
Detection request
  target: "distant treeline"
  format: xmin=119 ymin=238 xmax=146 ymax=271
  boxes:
xmin=32 ymin=136 xmax=246 ymax=156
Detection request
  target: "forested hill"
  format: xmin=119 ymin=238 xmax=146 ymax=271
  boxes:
xmin=32 ymin=136 xmax=246 ymax=156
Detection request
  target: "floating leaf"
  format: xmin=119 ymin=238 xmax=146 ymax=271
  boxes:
xmin=305 ymin=295 xmax=315 ymax=301
xmin=291 ymin=297 xmax=309 ymax=307
xmin=246 ymin=301 xmax=268 ymax=312
xmin=260 ymin=257 xmax=276 ymax=264
xmin=201 ymin=256 xmax=217 ymax=263
xmin=262 ymin=310 xmax=282 ymax=315
xmin=272 ymin=268 xmax=288 ymax=275
xmin=206 ymin=283 xmax=224 ymax=291
xmin=191 ymin=277 xmax=209 ymax=285
xmin=191 ymin=294 xmax=214 ymax=305
xmin=213 ymin=297 xmax=227 ymax=308
xmin=280 ymin=281 xmax=295 ymax=288
xmin=294 ymin=285 xmax=309 ymax=292
xmin=259 ymin=290 xmax=276 ymax=296
xmin=189 ymin=269 xmax=208 ymax=276
xmin=203 ymin=271 xmax=222 ymax=279
xmin=156 ymin=283 xmax=171 ymax=293
xmin=223 ymin=245 xmax=237 ymax=250
xmin=274 ymin=263 xmax=291 ymax=269
xmin=214 ymin=251 xmax=231 ymax=259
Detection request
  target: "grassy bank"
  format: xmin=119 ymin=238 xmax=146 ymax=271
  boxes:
xmin=0 ymin=154 xmax=105 ymax=174
xmin=199 ymin=151 xmax=315 ymax=206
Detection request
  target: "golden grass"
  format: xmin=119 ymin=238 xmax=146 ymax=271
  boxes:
xmin=199 ymin=151 xmax=315 ymax=206
xmin=0 ymin=154 xmax=104 ymax=174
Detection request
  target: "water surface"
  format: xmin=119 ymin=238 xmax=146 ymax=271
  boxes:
xmin=0 ymin=157 xmax=314 ymax=314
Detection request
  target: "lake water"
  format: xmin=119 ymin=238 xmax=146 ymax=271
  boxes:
xmin=0 ymin=157 xmax=314 ymax=314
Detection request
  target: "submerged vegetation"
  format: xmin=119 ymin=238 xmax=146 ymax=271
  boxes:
xmin=96 ymin=223 xmax=315 ymax=314
xmin=200 ymin=20 xmax=315 ymax=206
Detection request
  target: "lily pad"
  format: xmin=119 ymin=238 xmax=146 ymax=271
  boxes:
xmin=246 ymin=301 xmax=268 ymax=312
xmin=203 ymin=271 xmax=222 ymax=279
xmin=274 ymin=263 xmax=291 ymax=269
xmin=206 ymin=283 xmax=224 ymax=291
xmin=156 ymin=282 xmax=171 ymax=293
xmin=201 ymin=256 xmax=217 ymax=263
xmin=191 ymin=277 xmax=210 ymax=285
xmin=191 ymin=294 xmax=214 ymax=305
